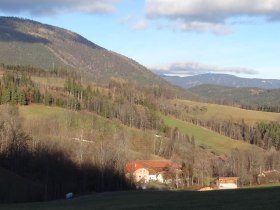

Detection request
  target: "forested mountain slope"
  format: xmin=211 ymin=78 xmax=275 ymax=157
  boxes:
xmin=189 ymin=84 xmax=280 ymax=111
xmin=0 ymin=17 xmax=168 ymax=86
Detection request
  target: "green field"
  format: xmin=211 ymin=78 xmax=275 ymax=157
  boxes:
xmin=2 ymin=188 xmax=280 ymax=210
xmin=20 ymin=104 xmax=68 ymax=119
xmin=163 ymin=115 xmax=258 ymax=154
xmin=174 ymin=99 xmax=280 ymax=123
xmin=19 ymin=104 xmax=127 ymax=134
xmin=19 ymin=104 xmax=159 ymax=157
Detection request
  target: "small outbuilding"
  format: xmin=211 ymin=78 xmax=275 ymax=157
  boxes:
xmin=216 ymin=177 xmax=238 ymax=189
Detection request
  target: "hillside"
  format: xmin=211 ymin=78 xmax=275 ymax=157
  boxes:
xmin=160 ymin=73 xmax=280 ymax=89
xmin=189 ymin=84 xmax=280 ymax=110
xmin=0 ymin=17 xmax=169 ymax=86
xmin=172 ymin=99 xmax=280 ymax=123
xmin=162 ymin=115 xmax=257 ymax=155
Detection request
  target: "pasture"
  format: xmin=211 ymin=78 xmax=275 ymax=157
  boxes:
xmin=174 ymin=99 xmax=280 ymax=123
xmin=163 ymin=115 xmax=257 ymax=155
xmin=1 ymin=187 xmax=280 ymax=210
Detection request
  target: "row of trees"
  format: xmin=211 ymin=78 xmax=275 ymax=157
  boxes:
xmin=257 ymin=105 xmax=280 ymax=113
xmin=1 ymin=63 xmax=78 ymax=78
xmin=186 ymin=118 xmax=280 ymax=150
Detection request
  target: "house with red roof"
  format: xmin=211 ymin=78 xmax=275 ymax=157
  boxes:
xmin=125 ymin=160 xmax=181 ymax=185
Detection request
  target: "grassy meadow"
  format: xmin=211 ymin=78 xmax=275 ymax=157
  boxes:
xmin=31 ymin=76 xmax=66 ymax=88
xmin=19 ymin=104 xmax=160 ymax=157
xmin=163 ymin=115 xmax=257 ymax=155
xmin=1 ymin=187 xmax=280 ymax=210
xmin=174 ymin=99 xmax=280 ymax=123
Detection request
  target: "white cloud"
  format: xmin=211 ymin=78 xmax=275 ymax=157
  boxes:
xmin=119 ymin=15 xmax=149 ymax=31
xmin=0 ymin=0 xmax=120 ymax=15
xmin=132 ymin=20 xmax=149 ymax=30
xmin=150 ymin=62 xmax=259 ymax=77
xmin=179 ymin=22 xmax=232 ymax=35
xmin=145 ymin=0 xmax=280 ymax=33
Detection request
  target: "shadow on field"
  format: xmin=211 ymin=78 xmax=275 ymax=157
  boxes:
xmin=0 ymin=147 xmax=133 ymax=203
xmin=2 ymin=187 xmax=280 ymax=210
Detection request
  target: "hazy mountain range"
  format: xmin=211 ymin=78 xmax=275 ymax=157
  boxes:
xmin=158 ymin=73 xmax=280 ymax=89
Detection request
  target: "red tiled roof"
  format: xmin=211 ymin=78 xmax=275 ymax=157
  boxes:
xmin=137 ymin=160 xmax=172 ymax=168
xmin=125 ymin=160 xmax=181 ymax=173
xmin=125 ymin=162 xmax=145 ymax=173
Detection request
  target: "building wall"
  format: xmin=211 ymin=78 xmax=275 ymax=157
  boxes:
xmin=149 ymin=175 xmax=157 ymax=181
xmin=218 ymin=183 xmax=238 ymax=189
xmin=217 ymin=177 xmax=238 ymax=189
xmin=133 ymin=168 xmax=149 ymax=183
xmin=157 ymin=174 xmax=164 ymax=183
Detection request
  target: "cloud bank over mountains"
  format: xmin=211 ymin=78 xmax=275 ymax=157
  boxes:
xmin=0 ymin=0 xmax=120 ymax=15
xmin=2 ymin=0 xmax=280 ymax=34
xmin=151 ymin=62 xmax=259 ymax=77
xmin=145 ymin=0 xmax=280 ymax=33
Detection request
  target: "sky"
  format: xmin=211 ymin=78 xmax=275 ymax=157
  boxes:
xmin=0 ymin=0 xmax=280 ymax=79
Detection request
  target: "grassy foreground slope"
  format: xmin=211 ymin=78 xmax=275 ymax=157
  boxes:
xmin=0 ymin=167 xmax=43 ymax=203
xmin=163 ymin=115 xmax=257 ymax=155
xmin=174 ymin=99 xmax=280 ymax=123
xmin=2 ymin=188 xmax=280 ymax=210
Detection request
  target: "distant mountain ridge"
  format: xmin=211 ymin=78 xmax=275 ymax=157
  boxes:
xmin=188 ymin=84 xmax=280 ymax=109
xmin=160 ymin=73 xmax=280 ymax=89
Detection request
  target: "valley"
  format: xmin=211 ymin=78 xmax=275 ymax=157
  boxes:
xmin=0 ymin=17 xmax=280 ymax=207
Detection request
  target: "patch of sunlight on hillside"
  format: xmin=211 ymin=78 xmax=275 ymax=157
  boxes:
xmin=174 ymin=99 xmax=280 ymax=123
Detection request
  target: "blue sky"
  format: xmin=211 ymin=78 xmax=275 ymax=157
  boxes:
xmin=0 ymin=0 xmax=280 ymax=79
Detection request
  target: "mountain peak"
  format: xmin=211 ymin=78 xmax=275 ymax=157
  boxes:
xmin=0 ymin=16 xmax=163 ymax=85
